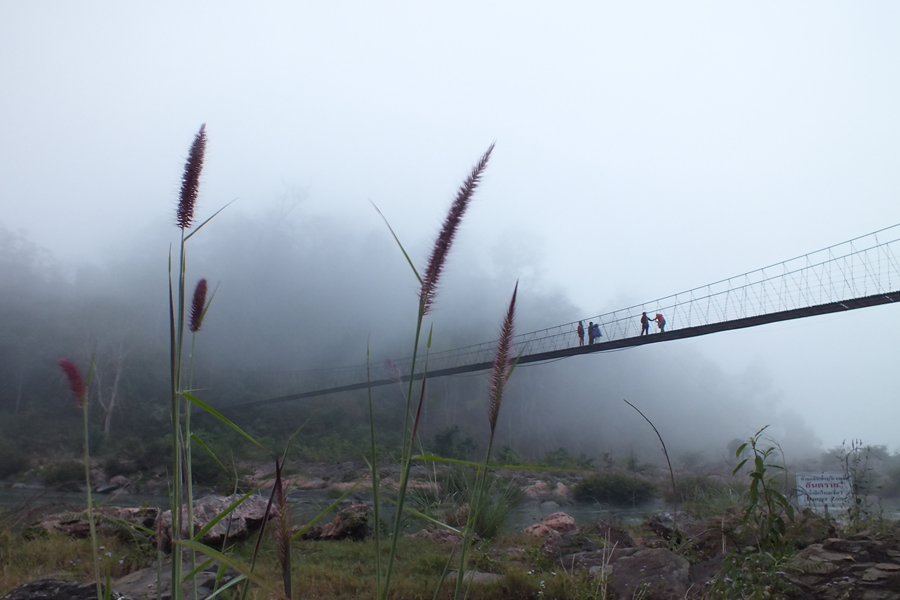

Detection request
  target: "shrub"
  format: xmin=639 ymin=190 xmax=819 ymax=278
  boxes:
xmin=431 ymin=425 xmax=475 ymax=460
xmin=574 ymin=472 xmax=656 ymax=505
xmin=0 ymin=445 xmax=30 ymax=479
xmin=42 ymin=461 xmax=85 ymax=486
xmin=542 ymin=447 xmax=594 ymax=470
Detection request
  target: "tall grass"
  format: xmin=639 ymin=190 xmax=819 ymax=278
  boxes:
xmin=377 ymin=143 xmax=494 ymax=600
xmin=58 ymin=358 xmax=102 ymax=600
xmin=453 ymin=282 xmax=518 ymax=600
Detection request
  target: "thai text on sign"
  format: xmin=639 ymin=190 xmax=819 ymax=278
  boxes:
xmin=795 ymin=472 xmax=852 ymax=509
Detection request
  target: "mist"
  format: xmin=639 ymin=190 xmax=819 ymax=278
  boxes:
xmin=0 ymin=198 xmax=824 ymax=464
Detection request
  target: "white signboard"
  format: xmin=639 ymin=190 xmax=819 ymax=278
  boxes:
xmin=795 ymin=472 xmax=852 ymax=509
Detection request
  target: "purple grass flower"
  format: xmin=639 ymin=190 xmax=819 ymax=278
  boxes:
xmin=59 ymin=358 xmax=86 ymax=409
xmin=488 ymin=282 xmax=517 ymax=436
xmin=189 ymin=278 xmax=208 ymax=333
xmin=419 ymin=143 xmax=493 ymax=315
xmin=176 ymin=124 xmax=207 ymax=230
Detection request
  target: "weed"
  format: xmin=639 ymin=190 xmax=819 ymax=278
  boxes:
xmin=733 ymin=426 xmax=794 ymax=553
xmin=839 ymin=439 xmax=885 ymax=532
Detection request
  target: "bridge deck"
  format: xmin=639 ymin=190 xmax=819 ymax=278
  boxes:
xmin=228 ymin=290 xmax=896 ymax=410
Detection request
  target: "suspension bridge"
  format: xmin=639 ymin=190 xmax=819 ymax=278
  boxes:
xmin=227 ymin=223 xmax=900 ymax=410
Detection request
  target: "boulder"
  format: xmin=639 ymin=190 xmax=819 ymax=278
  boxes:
xmin=301 ymin=503 xmax=370 ymax=541
xmin=160 ymin=494 xmax=270 ymax=548
xmin=446 ymin=571 xmax=503 ymax=585
xmin=113 ymin=562 xmax=237 ymax=600
xmin=523 ymin=480 xmax=553 ymax=502
xmin=29 ymin=507 xmax=159 ymax=540
xmin=783 ymin=535 xmax=900 ymax=599
xmin=590 ymin=519 xmax=636 ymax=548
xmin=0 ymin=579 xmax=129 ymax=600
xmin=608 ymin=548 xmax=691 ymax=600
xmin=523 ymin=512 xmax=576 ymax=538
xmin=552 ymin=482 xmax=574 ymax=504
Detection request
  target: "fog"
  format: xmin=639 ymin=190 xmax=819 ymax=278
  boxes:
xmin=0 ymin=202 xmax=824 ymax=463
xmin=1 ymin=3 xmax=899 ymax=453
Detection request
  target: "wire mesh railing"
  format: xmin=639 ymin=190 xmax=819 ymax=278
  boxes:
xmin=266 ymin=223 xmax=900 ymax=392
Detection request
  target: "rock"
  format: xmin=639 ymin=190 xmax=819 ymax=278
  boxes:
xmin=553 ymin=482 xmax=574 ymax=504
xmin=0 ymin=578 xmax=130 ymax=600
xmin=409 ymin=528 xmax=464 ymax=544
xmin=566 ymin=547 xmax=641 ymax=571
xmin=523 ymin=512 xmax=576 ymax=538
xmin=160 ymin=494 xmax=270 ymax=549
xmin=523 ymin=480 xmax=553 ymax=502
xmin=783 ymin=534 xmax=900 ymax=599
xmin=446 ymin=571 xmax=502 ymax=584
xmin=608 ymin=548 xmax=691 ymax=600
xmin=112 ymin=562 xmax=237 ymax=600
xmin=295 ymin=477 xmax=328 ymax=490
xmin=540 ymin=500 xmax=560 ymax=512
xmin=301 ymin=503 xmax=370 ymax=541
xmin=590 ymin=520 xmax=636 ymax=548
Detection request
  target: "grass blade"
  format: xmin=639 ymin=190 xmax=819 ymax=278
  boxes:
xmin=181 ymin=392 xmax=268 ymax=451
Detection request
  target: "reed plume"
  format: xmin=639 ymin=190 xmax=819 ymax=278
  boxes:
xmin=419 ymin=143 xmax=494 ymax=315
xmin=488 ymin=282 xmax=517 ymax=435
xmin=189 ymin=278 xmax=208 ymax=333
xmin=177 ymin=124 xmax=207 ymax=230
xmin=59 ymin=358 xmax=87 ymax=408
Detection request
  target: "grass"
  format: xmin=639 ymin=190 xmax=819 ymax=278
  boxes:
xmin=0 ymin=530 xmax=149 ymax=596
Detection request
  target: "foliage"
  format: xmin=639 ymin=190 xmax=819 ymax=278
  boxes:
xmin=838 ymin=439 xmax=885 ymax=532
xmin=496 ymin=445 xmax=522 ymax=466
xmin=0 ymin=530 xmax=151 ymax=597
xmin=0 ymin=443 xmax=30 ymax=479
xmin=431 ymin=425 xmax=476 ymax=460
xmin=733 ymin=426 xmax=794 ymax=552
xmin=664 ymin=474 xmax=745 ymax=517
xmin=709 ymin=551 xmax=800 ymax=600
xmin=41 ymin=461 xmax=85 ymax=486
xmin=542 ymin=447 xmax=594 ymax=470
xmin=574 ymin=472 xmax=657 ymax=505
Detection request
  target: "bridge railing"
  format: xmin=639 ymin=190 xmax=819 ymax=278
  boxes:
xmin=256 ymin=224 xmax=900 ymax=391
xmin=394 ymin=224 xmax=900 ymax=374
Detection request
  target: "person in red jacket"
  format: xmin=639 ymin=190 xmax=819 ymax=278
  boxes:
xmin=653 ymin=313 xmax=666 ymax=332
xmin=576 ymin=321 xmax=585 ymax=346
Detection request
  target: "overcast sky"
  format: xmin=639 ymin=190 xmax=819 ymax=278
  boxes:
xmin=1 ymin=2 xmax=898 ymax=449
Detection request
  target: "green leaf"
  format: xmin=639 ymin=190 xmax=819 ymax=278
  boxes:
xmin=733 ymin=459 xmax=747 ymax=475
xmin=735 ymin=443 xmax=748 ymax=458
xmin=181 ymin=392 xmax=268 ymax=452
xmin=175 ymin=539 xmax=282 ymax=597
xmin=204 ymin=575 xmax=247 ymax=600
xmin=193 ymin=482 xmax=270 ymax=542
xmin=184 ymin=200 xmax=236 ymax=242
xmin=370 ymin=200 xmax=422 ymax=285
xmin=191 ymin=433 xmax=227 ymax=472
xmin=182 ymin=556 xmax=216 ymax=582
xmin=291 ymin=480 xmax=362 ymax=541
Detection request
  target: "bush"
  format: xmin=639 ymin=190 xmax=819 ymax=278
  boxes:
xmin=574 ymin=472 xmax=656 ymax=505
xmin=431 ymin=426 xmax=475 ymax=460
xmin=0 ymin=444 xmax=30 ymax=479
xmin=542 ymin=447 xmax=593 ymax=470
xmin=42 ymin=461 xmax=84 ymax=486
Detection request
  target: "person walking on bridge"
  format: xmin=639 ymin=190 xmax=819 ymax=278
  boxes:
xmin=640 ymin=312 xmax=650 ymax=336
xmin=588 ymin=321 xmax=595 ymax=344
xmin=576 ymin=321 xmax=585 ymax=346
xmin=653 ymin=313 xmax=666 ymax=333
